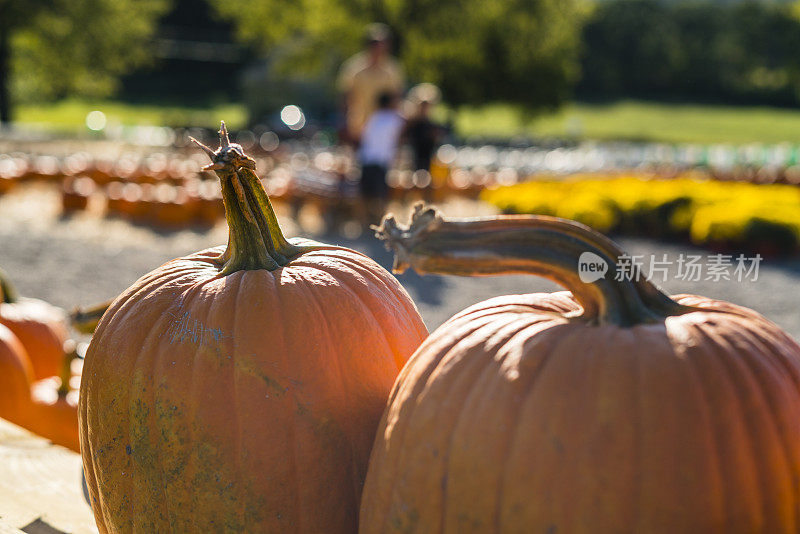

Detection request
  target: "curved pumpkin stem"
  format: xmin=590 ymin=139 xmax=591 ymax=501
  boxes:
xmin=192 ymin=122 xmax=317 ymax=275
xmin=374 ymin=204 xmax=692 ymax=326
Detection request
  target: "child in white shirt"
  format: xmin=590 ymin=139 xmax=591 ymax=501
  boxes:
xmin=358 ymin=92 xmax=404 ymax=223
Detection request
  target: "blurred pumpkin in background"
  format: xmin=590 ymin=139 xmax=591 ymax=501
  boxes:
xmin=0 ymin=323 xmax=78 ymax=452
xmin=0 ymin=269 xmax=70 ymax=380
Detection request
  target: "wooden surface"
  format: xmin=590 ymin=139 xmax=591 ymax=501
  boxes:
xmin=0 ymin=418 xmax=97 ymax=534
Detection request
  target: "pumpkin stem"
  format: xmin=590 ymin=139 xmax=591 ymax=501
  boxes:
xmin=0 ymin=268 xmax=19 ymax=304
xmin=58 ymin=340 xmax=79 ymax=397
xmin=70 ymin=299 xmax=112 ymax=335
xmin=193 ymin=122 xmax=315 ymax=274
xmin=374 ymin=204 xmax=691 ymax=326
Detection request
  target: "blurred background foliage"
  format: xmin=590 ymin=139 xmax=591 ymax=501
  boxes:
xmin=6 ymin=0 xmax=800 ymax=131
xmin=209 ymin=0 xmax=588 ymax=112
xmin=579 ymin=0 xmax=800 ymax=106
xmin=2 ymin=0 xmax=170 ymax=122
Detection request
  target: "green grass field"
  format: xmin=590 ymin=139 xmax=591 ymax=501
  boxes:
xmin=16 ymin=99 xmax=247 ymax=132
xmin=452 ymin=100 xmax=800 ymax=145
xmin=15 ymin=98 xmax=800 ymax=145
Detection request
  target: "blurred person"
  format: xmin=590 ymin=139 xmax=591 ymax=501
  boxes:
xmin=404 ymin=83 xmax=444 ymax=174
xmin=358 ymin=91 xmax=404 ymax=224
xmin=337 ymin=23 xmax=404 ymax=145
xmin=403 ymin=83 xmax=445 ymax=201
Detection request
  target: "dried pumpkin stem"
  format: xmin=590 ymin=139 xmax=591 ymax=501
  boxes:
xmin=193 ymin=122 xmax=316 ymax=274
xmin=374 ymin=204 xmax=690 ymax=326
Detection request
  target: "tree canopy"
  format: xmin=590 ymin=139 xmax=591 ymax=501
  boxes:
xmin=210 ymin=0 xmax=588 ymax=112
xmin=1 ymin=0 xmax=170 ymax=123
xmin=579 ymin=0 xmax=800 ymax=106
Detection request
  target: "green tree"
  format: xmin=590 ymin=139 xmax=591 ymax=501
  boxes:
xmin=0 ymin=0 xmax=170 ymax=124
xmin=579 ymin=0 xmax=800 ymax=106
xmin=211 ymin=0 xmax=588 ymax=112
xmin=580 ymin=0 xmax=683 ymax=97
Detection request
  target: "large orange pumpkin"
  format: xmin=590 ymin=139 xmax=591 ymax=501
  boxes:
xmin=362 ymin=204 xmax=800 ymax=533
xmin=79 ymin=124 xmax=427 ymax=533
xmin=0 ymin=269 xmax=70 ymax=379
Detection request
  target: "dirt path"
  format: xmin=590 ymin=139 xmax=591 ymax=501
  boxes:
xmin=2 ymin=184 xmax=799 ymax=340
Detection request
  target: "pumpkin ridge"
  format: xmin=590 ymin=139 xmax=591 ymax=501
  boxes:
xmin=725 ymin=311 xmax=800 ymax=394
xmin=129 ymin=291 xmax=183 ymax=531
xmin=562 ymin=327 xmax=616 ymax=528
xmin=694 ymin=323 xmax=767 ymax=527
xmin=439 ymin=300 xmax=559 ymax=333
xmin=457 ymin=318 xmax=566 ymax=531
xmin=630 ymin=326 xmax=646 ymax=531
xmin=619 ymin=328 xmax=637 ymax=529
xmin=681 ymin=321 xmax=741 ymax=528
xmin=446 ymin=335 xmax=520 ymax=531
xmin=372 ymin=318 xmax=499 ymax=532
xmin=497 ymin=323 xmax=583 ymax=530
xmin=305 ymin=262 xmax=405 ymax=372
xmin=709 ymin=324 xmax=796 ymax=527
xmin=488 ymin=340 xmax=533 ymax=532
xmin=152 ymin=301 xmax=191 ymax=530
xmin=160 ymin=279 xmax=222 ymax=529
xmin=331 ymin=251 xmax=420 ymax=319
xmin=302 ymin=250 xmax=424 ymax=334
xmin=267 ymin=269 xmax=303 ymax=532
xmin=566 ymin=326 xmax=612 ymax=530
xmin=299 ymin=274 xmax=362 ymax=516
xmin=410 ymin=326 xmax=499 ymax=534
xmin=453 ymin=320 xmax=574 ymax=531
xmin=230 ymin=273 xmax=249 ymax=531
xmin=79 ymin=363 xmax=105 ymax=524
xmin=166 ymin=275 xmax=241 ymax=530
xmin=97 ymin=264 xmax=203 ymax=341
xmin=190 ymin=276 xmax=233 ymax=532
xmin=660 ymin=326 xmax=729 ymax=521
xmin=697 ymin=322 xmax=758 ymax=528
xmin=711 ymin=321 xmax=800 ymax=526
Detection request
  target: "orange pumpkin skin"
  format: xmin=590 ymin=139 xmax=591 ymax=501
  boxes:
xmin=29 ymin=377 xmax=80 ymax=452
xmin=0 ymin=323 xmax=35 ymax=428
xmin=80 ymin=243 xmax=427 ymax=533
xmin=0 ymin=324 xmax=79 ymax=452
xmin=360 ymin=290 xmax=800 ymax=533
xmin=0 ymin=298 xmax=69 ymax=380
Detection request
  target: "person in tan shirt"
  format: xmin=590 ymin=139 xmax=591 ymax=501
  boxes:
xmin=337 ymin=24 xmax=404 ymax=144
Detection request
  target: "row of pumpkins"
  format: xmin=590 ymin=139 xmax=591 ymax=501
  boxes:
xmin=57 ymin=165 xmax=491 ymax=230
xmin=7 ymin=124 xmax=800 ymax=532
xmin=7 ymin=149 xmax=520 ymax=230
